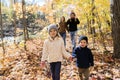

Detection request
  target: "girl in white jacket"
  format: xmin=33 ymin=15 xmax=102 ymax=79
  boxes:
xmin=41 ymin=24 xmax=72 ymax=80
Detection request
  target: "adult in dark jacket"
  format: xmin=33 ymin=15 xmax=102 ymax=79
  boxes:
xmin=67 ymin=12 xmax=80 ymax=49
xmin=72 ymin=36 xmax=94 ymax=80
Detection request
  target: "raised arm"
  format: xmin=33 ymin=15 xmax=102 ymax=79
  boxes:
xmin=75 ymin=18 xmax=80 ymax=24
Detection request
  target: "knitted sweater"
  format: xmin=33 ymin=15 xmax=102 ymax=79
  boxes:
xmin=41 ymin=36 xmax=71 ymax=63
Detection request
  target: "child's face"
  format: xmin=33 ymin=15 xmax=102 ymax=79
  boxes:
xmin=49 ymin=29 xmax=57 ymax=38
xmin=79 ymin=40 xmax=87 ymax=48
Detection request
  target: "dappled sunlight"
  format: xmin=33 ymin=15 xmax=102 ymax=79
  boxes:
xmin=0 ymin=0 xmax=120 ymax=80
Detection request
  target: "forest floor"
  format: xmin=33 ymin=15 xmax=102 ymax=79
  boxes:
xmin=0 ymin=33 xmax=120 ymax=80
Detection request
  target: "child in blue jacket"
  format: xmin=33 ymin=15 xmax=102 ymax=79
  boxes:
xmin=72 ymin=36 xmax=94 ymax=80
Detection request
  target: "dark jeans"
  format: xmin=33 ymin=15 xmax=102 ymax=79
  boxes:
xmin=50 ymin=62 xmax=61 ymax=80
xmin=59 ymin=32 xmax=66 ymax=46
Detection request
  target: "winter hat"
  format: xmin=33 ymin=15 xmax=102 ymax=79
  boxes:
xmin=78 ymin=35 xmax=88 ymax=43
xmin=47 ymin=24 xmax=58 ymax=33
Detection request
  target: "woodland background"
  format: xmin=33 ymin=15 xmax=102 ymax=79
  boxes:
xmin=0 ymin=0 xmax=120 ymax=80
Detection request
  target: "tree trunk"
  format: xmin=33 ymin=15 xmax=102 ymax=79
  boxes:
xmin=91 ymin=0 xmax=96 ymax=48
xmin=0 ymin=0 xmax=5 ymax=68
xmin=0 ymin=0 xmax=5 ymax=54
xmin=84 ymin=12 xmax=90 ymax=35
xmin=111 ymin=0 xmax=120 ymax=58
xmin=22 ymin=0 xmax=27 ymax=50
xmin=13 ymin=0 xmax=17 ymax=46
xmin=26 ymin=26 xmax=29 ymax=39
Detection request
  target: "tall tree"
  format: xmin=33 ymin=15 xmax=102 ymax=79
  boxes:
xmin=13 ymin=0 xmax=17 ymax=46
xmin=0 ymin=0 xmax=5 ymax=68
xmin=22 ymin=0 xmax=27 ymax=50
xmin=0 ymin=0 xmax=5 ymax=54
xmin=111 ymin=0 xmax=120 ymax=58
xmin=91 ymin=0 xmax=96 ymax=48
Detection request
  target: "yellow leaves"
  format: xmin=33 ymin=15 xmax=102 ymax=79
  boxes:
xmin=14 ymin=3 xmax=22 ymax=15
xmin=40 ymin=6 xmax=46 ymax=13
xmin=53 ymin=0 xmax=61 ymax=3
xmin=95 ymin=0 xmax=110 ymax=7
xmin=13 ymin=3 xmax=39 ymax=19
xmin=0 ymin=59 xmax=4 ymax=68
xmin=37 ymin=27 xmax=49 ymax=40
xmin=18 ymin=41 xmax=24 ymax=48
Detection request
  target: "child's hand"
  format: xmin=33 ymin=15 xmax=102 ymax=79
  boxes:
xmin=69 ymin=56 xmax=73 ymax=62
xmin=89 ymin=66 xmax=94 ymax=71
xmin=40 ymin=61 xmax=46 ymax=68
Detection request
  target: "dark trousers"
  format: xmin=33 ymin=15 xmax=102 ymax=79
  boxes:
xmin=50 ymin=62 xmax=61 ymax=80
